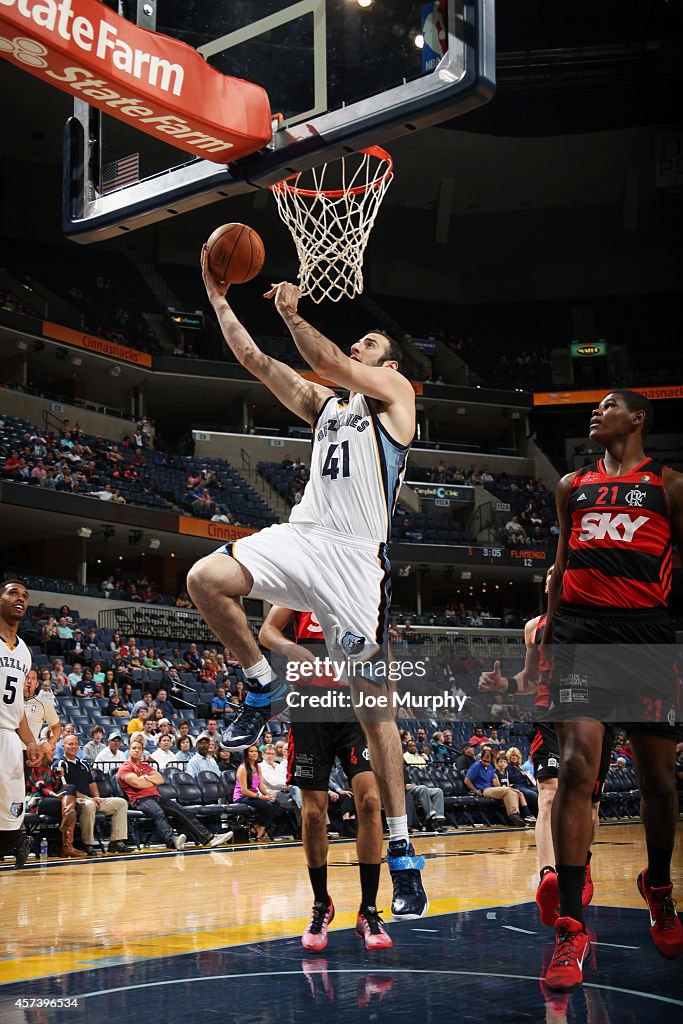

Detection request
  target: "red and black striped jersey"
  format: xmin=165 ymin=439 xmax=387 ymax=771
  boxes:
xmin=292 ymin=611 xmax=343 ymax=688
xmin=293 ymin=611 xmax=324 ymax=643
xmin=533 ymin=613 xmax=549 ymax=709
xmin=561 ymin=457 xmax=672 ymax=611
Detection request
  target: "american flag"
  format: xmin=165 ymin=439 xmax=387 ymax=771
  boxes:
xmin=101 ymin=153 xmax=140 ymax=193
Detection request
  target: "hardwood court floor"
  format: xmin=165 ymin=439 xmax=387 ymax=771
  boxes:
xmin=1 ymin=822 xmax=681 ymax=1023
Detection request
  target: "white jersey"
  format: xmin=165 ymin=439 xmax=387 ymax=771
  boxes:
xmin=289 ymin=393 xmax=410 ymax=543
xmin=24 ymin=693 xmax=59 ymax=743
xmin=0 ymin=635 xmax=31 ymax=731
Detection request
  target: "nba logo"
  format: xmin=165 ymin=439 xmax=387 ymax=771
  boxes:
xmin=421 ymin=1 xmax=447 ymax=73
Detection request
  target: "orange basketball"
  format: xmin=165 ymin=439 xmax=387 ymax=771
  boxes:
xmin=206 ymin=223 xmax=265 ymax=284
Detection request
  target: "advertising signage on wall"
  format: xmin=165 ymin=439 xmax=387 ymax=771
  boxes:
xmin=408 ymin=483 xmax=475 ymax=504
xmin=570 ymin=341 xmax=607 ymax=358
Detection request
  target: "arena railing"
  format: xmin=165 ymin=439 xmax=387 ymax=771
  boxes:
xmin=97 ymin=605 xmax=261 ymax=644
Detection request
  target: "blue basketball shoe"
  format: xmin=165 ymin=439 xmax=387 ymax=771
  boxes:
xmin=386 ymin=839 xmax=429 ymax=920
xmin=221 ymin=676 xmax=289 ymax=751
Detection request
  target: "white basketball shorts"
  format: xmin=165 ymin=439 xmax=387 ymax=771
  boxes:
xmin=219 ymin=522 xmax=391 ymax=665
xmin=0 ymin=729 xmax=26 ymax=830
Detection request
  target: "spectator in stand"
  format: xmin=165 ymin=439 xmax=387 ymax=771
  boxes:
xmin=68 ymin=662 xmax=83 ymax=690
xmin=57 ymin=734 xmax=132 ymax=854
xmin=54 ymin=723 xmax=80 ymax=760
xmin=25 ymin=741 xmax=85 ymax=859
xmin=210 ymin=686 xmax=230 ymax=720
xmin=464 ymin=746 xmax=527 ymax=828
xmin=150 ymin=732 xmax=177 ymax=771
xmin=175 ymin=720 xmax=195 ymax=749
xmin=175 ymin=592 xmax=193 ymax=608
xmin=175 ymin=736 xmax=194 ymax=764
xmin=82 ymin=726 xmax=106 ymax=761
xmin=118 ymin=739 xmax=232 ymax=849
xmin=211 ymin=506 xmax=232 ymax=524
xmin=186 ymin=735 xmax=221 ymax=779
xmin=414 ymin=727 xmax=429 ymax=755
xmin=93 ymin=732 xmax=127 ymax=773
xmin=131 ymin=691 xmax=155 ymax=717
xmin=456 ymin=743 xmax=476 ymax=774
xmin=232 ymin=679 xmax=247 ymax=705
xmin=184 ymin=643 xmax=202 ymax=671
xmin=260 ymin=743 xmax=301 ymax=832
xmin=74 ymin=667 xmax=101 ymax=698
xmin=504 ymin=515 xmax=527 ymax=547
xmin=404 ymin=738 xmax=429 ymax=766
xmin=234 ymin=744 xmax=280 ymax=840
xmin=30 ymin=602 xmax=51 ymax=626
xmin=127 ymin=705 xmax=150 ymax=735
xmin=153 ymin=689 xmax=176 ymax=720
xmin=441 ymin=730 xmax=458 ymax=759
xmin=430 ymin=732 xmax=448 ymax=761
xmin=119 ymin=681 xmax=135 ymax=712
xmin=57 ymin=617 xmax=75 ymax=654
xmin=469 ymin=726 xmax=489 ymax=746
xmin=403 ymin=761 xmax=449 ymax=833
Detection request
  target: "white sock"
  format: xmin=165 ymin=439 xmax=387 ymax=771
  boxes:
xmin=387 ymin=815 xmax=409 ymax=846
xmin=243 ymin=656 xmax=275 ymax=688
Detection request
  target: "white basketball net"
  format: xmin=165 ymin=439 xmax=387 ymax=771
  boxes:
xmin=270 ymin=146 xmax=393 ymax=304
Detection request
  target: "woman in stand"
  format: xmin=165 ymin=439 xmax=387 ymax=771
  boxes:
xmin=233 ymin=744 xmax=280 ymax=841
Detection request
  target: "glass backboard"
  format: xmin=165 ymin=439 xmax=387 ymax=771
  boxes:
xmin=63 ymin=0 xmax=495 ymax=241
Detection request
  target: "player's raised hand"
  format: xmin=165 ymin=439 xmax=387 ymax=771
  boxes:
xmin=200 ymin=243 xmax=228 ymax=303
xmin=264 ymin=281 xmax=301 ymax=316
xmin=478 ymin=660 xmax=507 ymax=692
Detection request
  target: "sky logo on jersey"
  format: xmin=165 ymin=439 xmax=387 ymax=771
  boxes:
xmin=341 ymin=631 xmax=366 ymax=656
xmin=578 ymin=512 xmax=648 ymax=542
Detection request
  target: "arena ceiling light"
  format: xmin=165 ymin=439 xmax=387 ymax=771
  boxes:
xmin=77 ymin=527 xmax=92 ymax=538
xmin=149 ymin=538 xmax=161 ymax=550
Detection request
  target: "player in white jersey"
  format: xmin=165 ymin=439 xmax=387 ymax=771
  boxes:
xmin=0 ymin=580 xmax=41 ymax=868
xmin=188 ymin=261 xmax=428 ymax=920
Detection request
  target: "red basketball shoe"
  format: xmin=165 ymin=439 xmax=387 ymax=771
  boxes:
xmin=637 ymin=870 xmax=683 ymax=959
xmin=536 ymin=869 xmax=560 ymax=927
xmin=356 ymin=907 xmax=393 ymax=950
xmin=544 ymin=917 xmax=592 ymax=991
xmin=302 ymin=899 xmax=335 ymax=952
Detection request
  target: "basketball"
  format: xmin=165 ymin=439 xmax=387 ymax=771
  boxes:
xmin=206 ymin=223 xmax=265 ymax=284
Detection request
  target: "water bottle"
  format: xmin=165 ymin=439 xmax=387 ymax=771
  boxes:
xmin=39 ymin=836 xmax=48 ymax=861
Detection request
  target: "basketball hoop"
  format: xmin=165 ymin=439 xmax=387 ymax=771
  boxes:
xmin=270 ymin=146 xmax=393 ymax=304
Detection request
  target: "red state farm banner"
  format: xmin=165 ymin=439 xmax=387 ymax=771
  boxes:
xmin=0 ymin=0 xmax=272 ymax=163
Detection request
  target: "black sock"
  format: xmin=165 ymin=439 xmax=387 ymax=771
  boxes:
xmin=585 ymin=850 xmax=592 ymax=866
xmin=540 ymin=865 xmax=556 ymax=881
xmin=557 ymin=864 xmax=586 ymax=926
xmin=359 ymin=863 xmax=381 ymax=912
xmin=646 ymin=842 xmax=672 ymax=888
xmin=308 ymin=864 xmax=329 ymax=905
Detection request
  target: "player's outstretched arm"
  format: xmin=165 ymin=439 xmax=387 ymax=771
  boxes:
xmin=267 ymin=282 xmax=413 ymax=406
xmin=259 ymin=606 xmax=317 ymax=665
xmin=201 ymin=247 xmax=333 ymax=425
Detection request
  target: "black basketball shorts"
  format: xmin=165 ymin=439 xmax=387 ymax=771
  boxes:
xmin=547 ymin=604 xmax=680 ymax=734
xmin=530 ymin=721 xmax=613 ymax=801
xmin=286 ymin=719 xmax=372 ymax=792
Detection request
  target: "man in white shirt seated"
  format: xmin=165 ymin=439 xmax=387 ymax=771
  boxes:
xmin=94 ymin=732 xmax=127 ymax=773
xmin=149 ymin=733 xmax=178 ymax=771
xmin=261 ymin=742 xmax=302 ymax=829
xmin=186 ymin=735 xmax=221 ymax=779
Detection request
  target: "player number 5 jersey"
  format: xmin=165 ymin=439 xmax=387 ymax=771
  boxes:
xmin=0 ymin=635 xmax=31 ymax=730
xmin=289 ymin=393 xmax=410 ymax=543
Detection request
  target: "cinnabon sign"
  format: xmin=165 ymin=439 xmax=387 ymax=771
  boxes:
xmin=0 ymin=0 xmax=272 ymax=162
